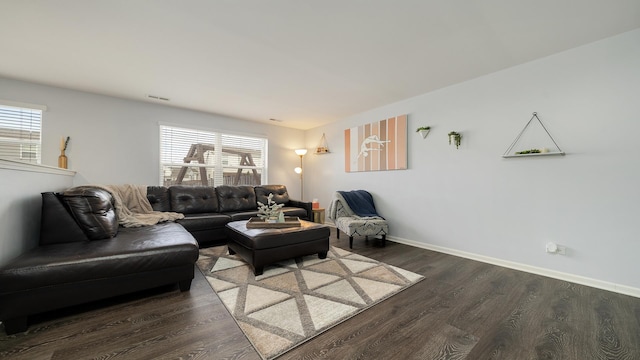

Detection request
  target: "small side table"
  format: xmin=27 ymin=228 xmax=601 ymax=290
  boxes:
xmin=312 ymin=208 xmax=325 ymax=224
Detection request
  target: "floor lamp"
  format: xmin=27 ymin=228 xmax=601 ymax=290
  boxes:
xmin=294 ymin=149 xmax=307 ymax=200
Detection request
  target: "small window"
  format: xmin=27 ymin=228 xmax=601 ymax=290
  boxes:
xmin=160 ymin=125 xmax=267 ymax=187
xmin=0 ymin=102 xmax=43 ymax=164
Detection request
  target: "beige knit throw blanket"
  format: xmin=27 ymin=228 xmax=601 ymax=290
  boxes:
xmin=99 ymin=184 xmax=184 ymax=227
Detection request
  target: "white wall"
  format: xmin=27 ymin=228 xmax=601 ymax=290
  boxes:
xmin=304 ymin=29 xmax=640 ymax=294
xmin=0 ymin=78 xmax=306 ymax=189
xmin=0 ymin=162 xmax=75 ymax=265
xmin=0 ymin=78 xmax=306 ymax=265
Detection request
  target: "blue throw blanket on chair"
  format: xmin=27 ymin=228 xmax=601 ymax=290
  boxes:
xmin=338 ymin=190 xmax=381 ymax=218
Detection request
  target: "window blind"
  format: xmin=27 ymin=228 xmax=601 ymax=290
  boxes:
xmin=0 ymin=103 xmax=43 ymax=164
xmin=160 ymin=125 xmax=266 ymax=187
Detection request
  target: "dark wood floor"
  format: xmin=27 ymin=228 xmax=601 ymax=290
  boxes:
xmin=2 ymin=231 xmax=640 ymax=359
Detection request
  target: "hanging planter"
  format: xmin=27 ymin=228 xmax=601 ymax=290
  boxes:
xmin=416 ymin=126 xmax=430 ymax=139
xmin=448 ymin=131 xmax=461 ymax=149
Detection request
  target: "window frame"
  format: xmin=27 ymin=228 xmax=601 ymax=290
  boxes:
xmin=159 ymin=123 xmax=268 ymax=187
xmin=0 ymin=100 xmax=46 ymax=165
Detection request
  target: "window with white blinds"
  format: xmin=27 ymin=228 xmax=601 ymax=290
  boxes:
xmin=160 ymin=125 xmax=267 ymax=187
xmin=0 ymin=103 xmax=43 ymax=164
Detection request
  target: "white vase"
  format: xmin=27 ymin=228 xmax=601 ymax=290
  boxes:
xmin=418 ymin=129 xmax=430 ymax=139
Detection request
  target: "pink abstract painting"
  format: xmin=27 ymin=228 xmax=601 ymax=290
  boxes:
xmin=344 ymin=114 xmax=407 ymax=172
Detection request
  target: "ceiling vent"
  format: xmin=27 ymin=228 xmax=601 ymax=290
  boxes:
xmin=147 ymin=94 xmax=170 ymax=101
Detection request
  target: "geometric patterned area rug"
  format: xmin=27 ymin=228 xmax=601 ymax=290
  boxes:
xmin=197 ymin=245 xmax=424 ymax=359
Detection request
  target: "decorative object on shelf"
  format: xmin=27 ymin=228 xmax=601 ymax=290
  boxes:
xmin=58 ymin=136 xmax=70 ymax=169
xmin=416 ymin=126 xmax=431 ymax=139
xmin=315 ymin=133 xmax=330 ymax=154
xmin=515 ymin=149 xmax=541 ymax=155
xmin=345 ymin=114 xmax=407 ymax=172
xmin=294 ymin=148 xmax=307 ymax=200
xmin=502 ymin=112 xmax=565 ymax=158
xmin=257 ymin=193 xmax=285 ymax=222
xmin=448 ymin=131 xmax=461 ymax=149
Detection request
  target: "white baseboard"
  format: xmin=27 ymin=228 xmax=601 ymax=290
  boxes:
xmin=387 ymin=235 xmax=640 ymax=299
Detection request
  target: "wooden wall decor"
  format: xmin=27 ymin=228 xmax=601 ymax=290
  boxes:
xmin=344 ymin=114 xmax=407 ymax=172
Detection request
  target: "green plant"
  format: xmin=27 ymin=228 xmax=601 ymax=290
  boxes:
xmin=515 ymin=149 xmax=541 ymax=155
xmin=416 ymin=126 xmax=431 ymax=132
xmin=257 ymin=193 xmax=284 ymax=220
xmin=448 ymin=131 xmax=461 ymax=149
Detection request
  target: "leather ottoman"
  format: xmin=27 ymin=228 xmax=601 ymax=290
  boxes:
xmin=225 ymin=219 xmax=330 ymax=275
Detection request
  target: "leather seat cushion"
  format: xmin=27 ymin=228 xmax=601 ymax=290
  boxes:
xmin=227 ymin=211 xmax=260 ymax=221
xmin=281 ymin=207 xmax=307 ymax=219
xmin=224 ymin=207 xmax=306 ymax=222
xmin=177 ymin=213 xmax=230 ymax=232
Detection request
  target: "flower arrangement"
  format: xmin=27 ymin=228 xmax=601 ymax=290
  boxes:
xmin=257 ymin=193 xmax=284 ymax=220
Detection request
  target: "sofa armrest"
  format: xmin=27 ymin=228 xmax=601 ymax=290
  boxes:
xmin=288 ymin=199 xmax=312 ymax=221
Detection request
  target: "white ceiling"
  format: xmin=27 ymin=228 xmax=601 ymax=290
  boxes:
xmin=1 ymin=1 xmax=639 ymax=130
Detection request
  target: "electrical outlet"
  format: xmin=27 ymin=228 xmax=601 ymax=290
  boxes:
xmin=545 ymin=242 xmax=567 ymax=255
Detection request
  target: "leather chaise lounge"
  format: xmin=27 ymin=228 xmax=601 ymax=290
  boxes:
xmin=0 ymin=187 xmax=200 ymax=335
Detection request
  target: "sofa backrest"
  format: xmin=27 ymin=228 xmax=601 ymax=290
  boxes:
xmin=40 ymin=192 xmax=90 ymax=245
xmin=147 ymin=186 xmax=171 ymax=212
xmin=255 ymin=185 xmax=290 ymax=205
xmin=169 ymin=186 xmax=218 ymax=214
xmin=216 ymin=185 xmax=256 ymax=213
xmin=146 ymin=184 xmax=299 ymax=215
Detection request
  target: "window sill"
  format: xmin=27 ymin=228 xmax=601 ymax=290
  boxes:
xmin=0 ymin=159 xmax=76 ymax=176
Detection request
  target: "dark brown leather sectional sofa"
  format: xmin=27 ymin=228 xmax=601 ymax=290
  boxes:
xmin=147 ymin=184 xmax=312 ymax=246
xmin=0 ymin=184 xmax=310 ymax=334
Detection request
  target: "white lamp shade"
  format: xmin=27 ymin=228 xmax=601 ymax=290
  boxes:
xmin=294 ymin=167 xmax=302 ymax=174
xmin=295 ymin=149 xmax=308 ymax=156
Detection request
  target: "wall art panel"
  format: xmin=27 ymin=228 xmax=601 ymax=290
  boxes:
xmin=344 ymin=114 xmax=407 ymax=172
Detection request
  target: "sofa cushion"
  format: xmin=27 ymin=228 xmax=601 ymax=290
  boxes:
xmin=62 ymin=186 xmax=118 ymax=240
xmin=216 ymin=186 xmax=257 ymax=213
xmin=147 ymin=186 xmax=170 ymax=212
xmin=177 ymin=213 xmax=230 ymax=232
xmin=255 ymin=185 xmax=290 ymax=205
xmin=169 ymin=186 xmax=218 ymax=214
xmin=227 ymin=210 xmax=260 ymax=222
xmin=280 ymin=206 xmax=308 ymax=219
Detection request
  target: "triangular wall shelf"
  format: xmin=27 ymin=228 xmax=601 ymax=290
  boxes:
xmin=314 ymin=133 xmax=330 ymax=154
xmin=502 ymin=112 xmax=565 ymax=158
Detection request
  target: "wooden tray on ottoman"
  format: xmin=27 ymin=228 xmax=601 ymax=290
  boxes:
xmin=246 ymin=216 xmax=301 ymax=229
